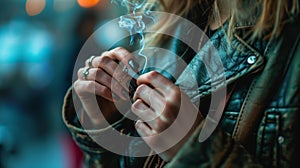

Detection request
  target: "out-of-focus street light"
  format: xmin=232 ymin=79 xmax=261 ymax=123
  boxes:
xmin=77 ymin=0 xmax=100 ymax=8
xmin=26 ymin=0 xmax=46 ymax=16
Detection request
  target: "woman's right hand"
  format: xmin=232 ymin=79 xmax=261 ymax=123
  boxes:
xmin=73 ymin=47 xmax=139 ymax=127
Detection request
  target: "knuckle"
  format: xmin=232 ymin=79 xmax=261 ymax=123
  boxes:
xmin=114 ymin=47 xmax=130 ymax=59
xmin=74 ymin=80 xmax=85 ymax=95
xmin=85 ymin=58 xmax=89 ymax=66
xmin=148 ymin=71 xmax=159 ymax=78
xmin=90 ymin=69 xmax=99 ymax=81
xmin=165 ymin=97 xmax=175 ymax=106
xmin=77 ymin=68 xmax=84 ymax=78
xmin=163 ymin=97 xmax=179 ymax=121
xmin=141 ymin=71 xmax=158 ymax=81
xmin=135 ymin=84 xmax=147 ymax=95
xmin=94 ymin=69 xmax=102 ymax=78
xmin=101 ymin=51 xmax=108 ymax=56
xmin=113 ymin=47 xmax=125 ymax=52
xmin=114 ymin=47 xmax=124 ymax=50
xmin=98 ymin=55 xmax=110 ymax=65
xmin=73 ymin=80 xmax=80 ymax=91
xmin=165 ymin=96 xmax=177 ymax=109
xmin=169 ymin=86 xmax=180 ymax=97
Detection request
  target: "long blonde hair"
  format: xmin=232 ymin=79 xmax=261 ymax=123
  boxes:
xmin=146 ymin=0 xmax=299 ymax=44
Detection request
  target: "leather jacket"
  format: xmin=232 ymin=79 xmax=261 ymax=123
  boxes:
xmin=62 ymin=13 xmax=300 ymax=167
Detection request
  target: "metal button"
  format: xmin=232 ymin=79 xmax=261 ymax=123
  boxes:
xmin=278 ymin=136 xmax=285 ymax=144
xmin=247 ymin=56 xmax=257 ymax=64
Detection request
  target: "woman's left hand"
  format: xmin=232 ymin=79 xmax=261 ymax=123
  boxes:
xmin=132 ymin=71 xmax=203 ymax=162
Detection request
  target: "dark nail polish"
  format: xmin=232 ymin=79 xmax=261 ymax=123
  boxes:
xmin=129 ymin=60 xmax=139 ymax=71
xmin=112 ymin=93 xmax=120 ymax=101
xmin=122 ymin=90 xmax=128 ymax=99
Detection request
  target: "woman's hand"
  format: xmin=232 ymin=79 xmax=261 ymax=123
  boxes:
xmin=74 ymin=47 xmax=139 ymax=127
xmin=132 ymin=71 xmax=203 ymax=161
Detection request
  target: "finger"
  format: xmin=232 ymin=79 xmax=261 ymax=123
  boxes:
xmin=92 ymin=50 xmax=138 ymax=74
xmin=78 ymin=68 xmax=128 ymax=100
xmin=135 ymin=120 xmax=155 ymax=137
xmin=136 ymin=71 xmax=180 ymax=122
xmin=133 ymin=84 xmax=166 ymax=114
xmin=132 ymin=99 xmax=158 ymax=121
xmin=92 ymin=55 xmax=134 ymax=93
xmin=107 ymin=47 xmax=139 ymax=71
xmin=74 ymin=80 xmax=113 ymax=102
xmin=85 ymin=52 xmax=108 ymax=68
xmin=92 ymin=55 xmax=118 ymax=75
xmin=74 ymin=80 xmax=111 ymax=125
xmin=132 ymin=99 xmax=167 ymax=132
xmin=136 ymin=71 xmax=179 ymax=98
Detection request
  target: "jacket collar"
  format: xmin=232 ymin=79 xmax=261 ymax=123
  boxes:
xmin=176 ymin=22 xmax=268 ymax=101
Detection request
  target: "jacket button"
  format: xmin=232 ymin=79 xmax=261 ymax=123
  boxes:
xmin=278 ymin=136 xmax=285 ymax=144
xmin=247 ymin=56 xmax=257 ymax=64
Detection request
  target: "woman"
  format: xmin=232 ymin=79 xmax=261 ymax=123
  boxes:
xmin=63 ymin=0 xmax=300 ymax=167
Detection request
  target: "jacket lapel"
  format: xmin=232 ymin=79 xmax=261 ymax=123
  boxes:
xmin=176 ymin=24 xmax=267 ymax=103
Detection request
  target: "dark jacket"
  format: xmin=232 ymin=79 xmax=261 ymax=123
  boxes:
xmin=62 ymin=14 xmax=300 ymax=168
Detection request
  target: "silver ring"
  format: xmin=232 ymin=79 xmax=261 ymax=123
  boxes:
xmin=82 ymin=67 xmax=91 ymax=80
xmin=122 ymin=66 xmax=128 ymax=73
xmin=88 ymin=56 xmax=96 ymax=68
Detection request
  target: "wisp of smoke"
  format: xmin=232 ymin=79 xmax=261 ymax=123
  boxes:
xmin=112 ymin=0 xmax=155 ymax=73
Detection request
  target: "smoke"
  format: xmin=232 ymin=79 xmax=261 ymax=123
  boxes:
xmin=112 ymin=0 xmax=155 ymax=73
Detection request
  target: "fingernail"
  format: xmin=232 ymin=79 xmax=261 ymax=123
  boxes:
xmin=112 ymin=93 xmax=120 ymax=101
xmin=135 ymin=120 xmax=142 ymax=128
xmin=129 ymin=60 xmax=139 ymax=71
xmin=122 ymin=90 xmax=128 ymax=99
xmin=135 ymin=102 xmax=148 ymax=111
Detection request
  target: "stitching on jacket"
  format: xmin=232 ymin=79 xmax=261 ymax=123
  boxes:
xmin=232 ymin=78 xmax=257 ymax=140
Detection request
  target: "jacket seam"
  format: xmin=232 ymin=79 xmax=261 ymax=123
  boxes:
xmin=232 ymin=78 xmax=257 ymax=140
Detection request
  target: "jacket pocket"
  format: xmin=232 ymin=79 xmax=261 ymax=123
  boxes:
xmin=257 ymin=110 xmax=280 ymax=167
xmin=257 ymin=107 xmax=298 ymax=167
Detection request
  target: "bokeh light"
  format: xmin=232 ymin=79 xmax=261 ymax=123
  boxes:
xmin=77 ymin=0 xmax=100 ymax=8
xmin=95 ymin=20 xmax=127 ymax=48
xmin=26 ymin=0 xmax=46 ymax=16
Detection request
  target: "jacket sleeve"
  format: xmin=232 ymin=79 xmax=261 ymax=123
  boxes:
xmin=165 ymin=121 xmax=263 ymax=168
xmin=62 ymin=87 xmax=121 ymax=168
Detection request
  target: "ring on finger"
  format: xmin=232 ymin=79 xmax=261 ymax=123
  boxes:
xmin=88 ymin=56 xmax=96 ymax=68
xmin=82 ymin=67 xmax=91 ymax=80
xmin=122 ymin=66 xmax=128 ymax=73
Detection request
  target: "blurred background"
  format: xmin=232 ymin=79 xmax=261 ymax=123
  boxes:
xmin=0 ymin=0 xmax=126 ymax=167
